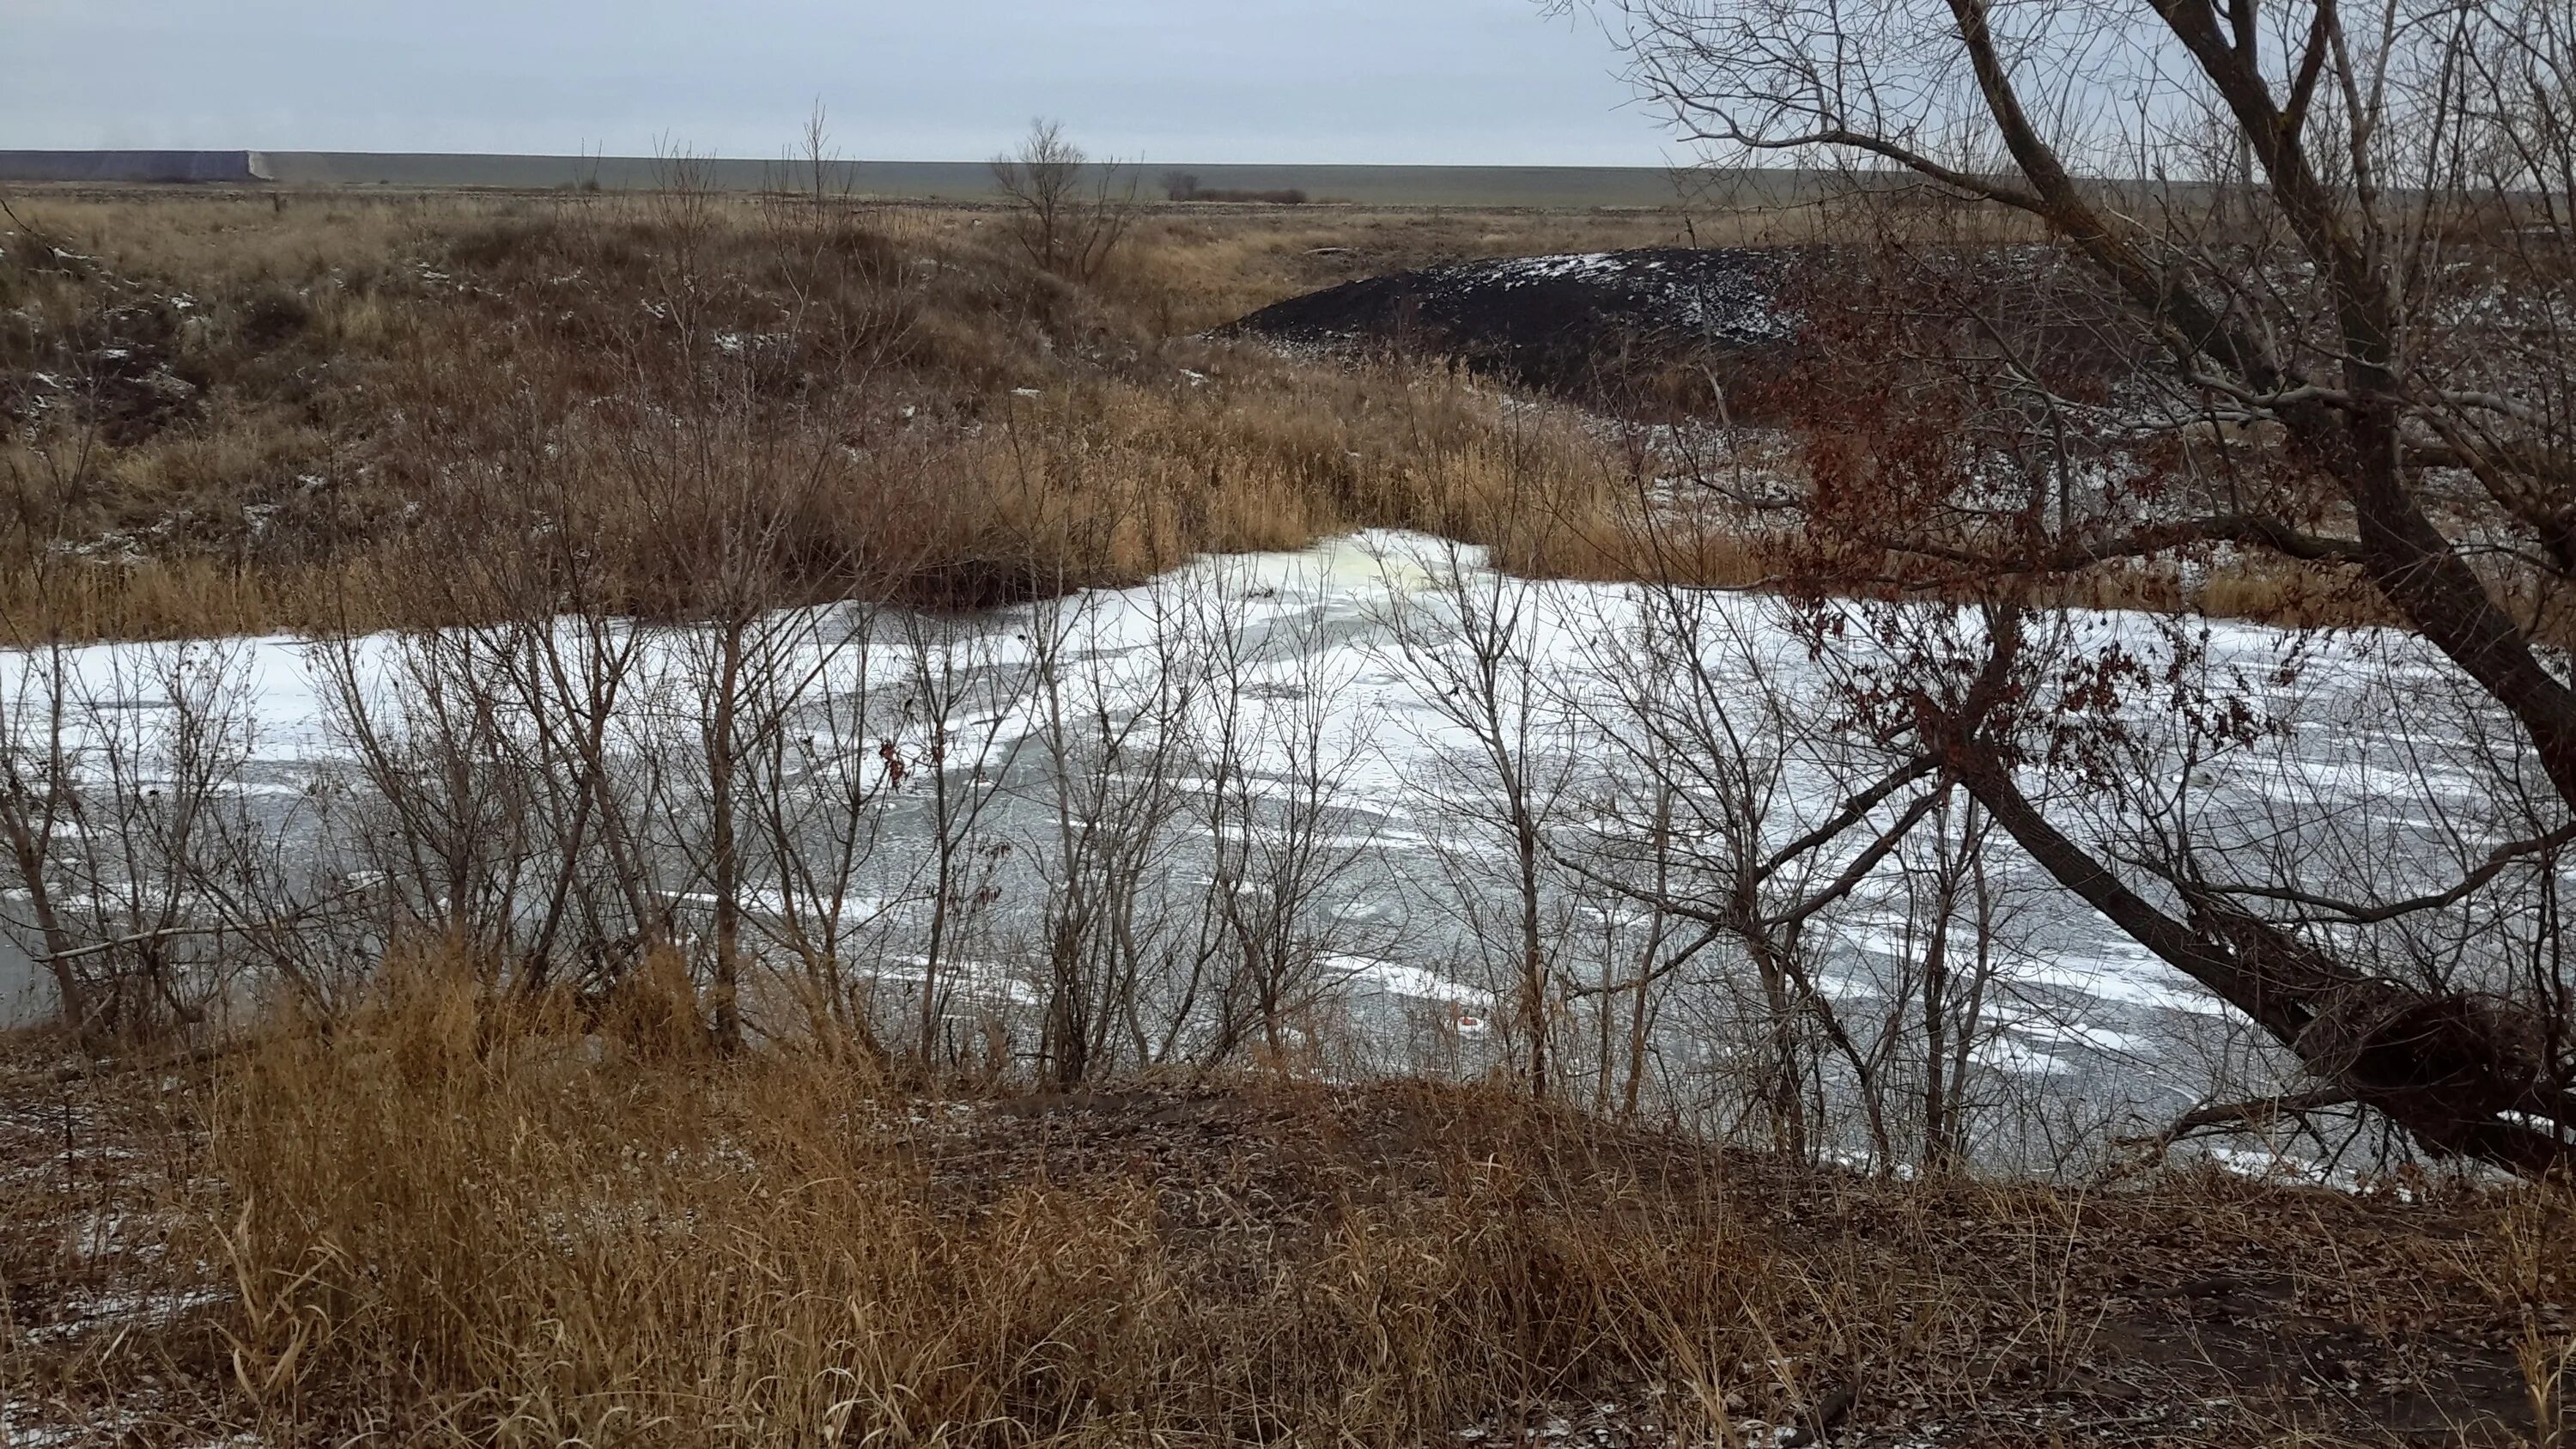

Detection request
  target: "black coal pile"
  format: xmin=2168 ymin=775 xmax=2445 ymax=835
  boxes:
xmin=1218 ymin=247 xmax=1795 ymax=408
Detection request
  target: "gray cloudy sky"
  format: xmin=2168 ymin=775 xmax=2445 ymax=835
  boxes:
xmin=2 ymin=1 xmax=1674 ymax=165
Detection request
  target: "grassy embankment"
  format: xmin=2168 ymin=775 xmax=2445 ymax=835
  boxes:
xmin=0 ymin=186 xmax=2366 ymax=646
xmin=0 ymin=971 xmax=2565 ymax=1446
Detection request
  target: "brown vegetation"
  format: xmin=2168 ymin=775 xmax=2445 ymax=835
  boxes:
xmin=0 ymin=184 xmax=2383 ymax=648
xmin=1163 ymin=174 xmax=1313 ymax=205
xmin=0 ymin=186 xmax=1766 ymax=644
xmin=1 ymin=977 xmax=2566 ymax=1446
xmin=6 ymin=161 xmax=2576 ymax=1444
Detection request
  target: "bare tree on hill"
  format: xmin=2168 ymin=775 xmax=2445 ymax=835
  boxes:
xmin=991 ymin=119 xmax=1138 ymax=283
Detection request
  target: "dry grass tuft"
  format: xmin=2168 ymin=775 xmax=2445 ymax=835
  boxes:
xmin=195 ymin=968 xmax=1777 ymax=1445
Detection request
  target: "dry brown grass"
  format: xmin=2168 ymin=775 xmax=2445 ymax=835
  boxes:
xmin=4 ymin=188 xmax=1757 ymax=642
xmin=0 ymin=186 xmax=2426 ymax=645
xmin=195 ymin=982 xmax=1729 ymax=1444
xmin=0 ymin=557 xmax=418 ymax=642
xmin=0 ymin=963 xmax=2561 ymax=1447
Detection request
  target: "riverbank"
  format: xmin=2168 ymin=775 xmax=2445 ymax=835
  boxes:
xmin=2 ymin=1001 xmax=2557 ymax=1446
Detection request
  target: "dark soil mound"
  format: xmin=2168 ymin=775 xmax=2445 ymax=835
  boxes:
xmin=1219 ymin=247 xmax=1795 ymax=409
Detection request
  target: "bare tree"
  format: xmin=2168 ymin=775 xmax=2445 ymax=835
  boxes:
xmin=1019 ymin=581 xmax=1202 ymax=1086
xmin=990 ymin=119 xmax=1138 ymax=283
xmin=0 ymin=641 xmax=350 ymax=1044
xmin=800 ymin=98 xmax=844 ymax=209
xmin=736 ymin=604 xmax=902 ymax=1058
xmin=1191 ymin=565 xmax=1379 ymax=1069
xmin=1378 ymin=543 xmax=1585 ymax=1099
xmin=1588 ymin=0 xmax=2576 ymax=1174
xmin=1563 ymin=583 xmax=1938 ymax=1163
xmin=1597 ymin=0 xmax=2576 ymax=1165
xmin=882 ymin=612 xmax=1030 ymax=1069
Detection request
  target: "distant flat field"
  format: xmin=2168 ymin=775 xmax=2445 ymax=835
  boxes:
xmin=0 ymin=149 xmax=1838 ymax=210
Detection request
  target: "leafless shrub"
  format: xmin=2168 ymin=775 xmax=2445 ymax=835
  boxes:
xmin=1376 ymin=544 xmax=1586 ymax=1098
xmin=990 ymin=119 xmax=1139 ymax=283
xmin=1184 ymin=563 xmax=1381 ymax=1070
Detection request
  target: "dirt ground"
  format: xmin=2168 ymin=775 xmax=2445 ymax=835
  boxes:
xmin=902 ymin=1084 xmax=2552 ymax=1446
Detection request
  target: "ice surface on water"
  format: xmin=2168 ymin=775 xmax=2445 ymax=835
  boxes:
xmin=0 ymin=528 xmax=2527 ymax=1139
xmin=1322 ymin=953 xmax=1495 ymax=1012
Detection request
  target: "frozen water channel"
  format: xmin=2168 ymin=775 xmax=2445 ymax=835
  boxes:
xmin=0 ymin=533 xmax=2530 ymax=1168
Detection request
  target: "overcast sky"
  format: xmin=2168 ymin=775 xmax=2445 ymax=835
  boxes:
xmin=1 ymin=1 xmax=1676 ymax=166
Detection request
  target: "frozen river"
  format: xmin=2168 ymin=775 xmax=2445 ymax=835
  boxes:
xmin=0 ymin=533 xmax=2533 ymax=1168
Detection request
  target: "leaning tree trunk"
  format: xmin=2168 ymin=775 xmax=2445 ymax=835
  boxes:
xmin=1956 ymin=746 xmax=2576 ymax=1177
